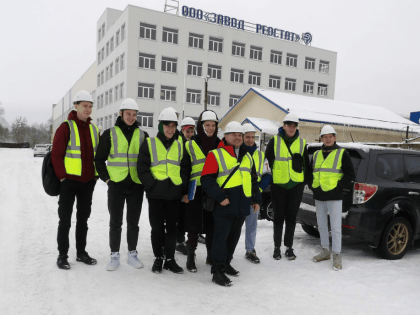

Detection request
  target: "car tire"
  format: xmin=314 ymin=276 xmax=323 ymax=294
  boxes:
xmin=377 ymin=217 xmax=412 ymax=260
xmin=301 ymin=224 xmax=320 ymax=238
xmin=261 ymin=198 xmax=274 ymax=221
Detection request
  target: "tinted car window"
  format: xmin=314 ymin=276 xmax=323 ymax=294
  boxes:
xmin=405 ymin=155 xmax=420 ymax=183
xmin=348 ymin=150 xmax=362 ymax=175
xmin=375 ymin=154 xmax=404 ymax=182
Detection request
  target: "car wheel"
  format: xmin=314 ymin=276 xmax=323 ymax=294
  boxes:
xmin=377 ymin=217 xmax=412 ymax=260
xmin=301 ymin=224 xmax=320 ymax=238
xmin=261 ymin=198 xmax=274 ymax=221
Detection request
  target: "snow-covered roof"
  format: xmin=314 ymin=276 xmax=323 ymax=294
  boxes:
xmin=308 ymin=142 xmax=409 ymax=153
xmin=241 ymin=117 xmax=281 ymax=135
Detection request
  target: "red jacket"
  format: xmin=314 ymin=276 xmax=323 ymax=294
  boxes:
xmin=51 ymin=111 xmax=97 ymax=183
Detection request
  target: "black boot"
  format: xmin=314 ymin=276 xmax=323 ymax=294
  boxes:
xmin=76 ymin=252 xmax=97 ymax=265
xmin=186 ymin=245 xmax=197 ymax=273
xmin=163 ymin=258 xmax=184 ymax=274
xmin=224 ymin=261 xmax=240 ymax=277
xmin=212 ymin=270 xmax=232 ymax=287
xmin=152 ymin=257 xmax=163 ymax=274
xmin=57 ymin=255 xmax=71 ymax=270
xmin=175 ymin=242 xmax=188 ymax=255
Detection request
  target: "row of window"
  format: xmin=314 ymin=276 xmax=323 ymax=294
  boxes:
xmin=139 ymin=22 xmax=330 ymax=73
xmin=96 ymin=83 xmax=125 ymax=109
xmin=98 ymin=23 xmax=126 ymax=64
xmin=97 ymin=54 xmax=125 ymax=87
xmin=97 ymin=112 xmax=157 ymax=130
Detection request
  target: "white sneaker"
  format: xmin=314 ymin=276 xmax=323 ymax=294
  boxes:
xmin=127 ymin=250 xmax=144 ymax=269
xmin=106 ymin=252 xmax=120 ymax=271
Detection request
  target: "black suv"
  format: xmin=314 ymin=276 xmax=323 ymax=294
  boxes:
xmin=261 ymin=143 xmax=420 ymax=260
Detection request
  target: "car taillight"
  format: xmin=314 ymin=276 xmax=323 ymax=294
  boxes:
xmin=353 ymin=182 xmax=378 ymax=204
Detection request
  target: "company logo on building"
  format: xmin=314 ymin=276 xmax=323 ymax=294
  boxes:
xmin=181 ymin=5 xmax=312 ymax=45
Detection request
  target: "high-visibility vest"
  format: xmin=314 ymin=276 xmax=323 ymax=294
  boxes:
xmin=312 ymin=148 xmax=345 ymax=192
xmin=252 ymin=150 xmax=265 ymax=192
xmin=107 ymin=126 xmax=145 ymax=184
xmin=185 ymin=140 xmax=206 ymax=186
xmin=64 ymin=120 xmax=99 ymax=176
xmin=272 ymin=135 xmax=306 ymax=184
xmin=212 ymin=148 xmax=253 ymax=198
xmin=147 ymin=137 xmax=183 ymax=186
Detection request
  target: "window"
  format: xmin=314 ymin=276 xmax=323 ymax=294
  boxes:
xmin=98 ymin=51 xmax=101 ymax=64
xmin=318 ymin=83 xmax=328 ymax=96
xmin=209 ymin=37 xmax=223 ymax=53
xmin=115 ymin=57 xmax=119 ymax=74
xmin=101 ymin=94 xmax=104 ymax=108
xmin=105 ymin=116 xmax=108 ymax=129
xmin=101 ymin=23 xmax=105 ymax=38
xmin=187 ymin=61 xmax=202 ymax=76
xmin=108 ymin=115 xmax=112 ymax=127
xmin=115 ymin=85 xmax=119 ymax=101
xmin=186 ymin=89 xmax=201 ymax=104
xmin=97 ymin=74 xmax=100 ymax=87
xmin=230 ymin=68 xmax=244 ymax=83
xmin=120 ymin=83 xmax=124 ymax=99
xmin=162 ymin=27 xmax=178 ymax=44
xmin=286 ymin=54 xmax=297 ymax=67
xmin=116 ymin=30 xmax=120 ymax=46
xmin=303 ymin=81 xmax=314 ymax=94
xmin=229 ymin=95 xmax=241 ymax=107
xmin=160 ymin=85 xmax=176 ymax=101
xmin=405 ymin=156 xmax=420 ymax=183
xmin=101 ymin=48 xmax=104 ymax=61
xmin=320 ymin=60 xmax=330 ymax=73
xmin=120 ymin=54 xmax=125 ymax=70
xmin=139 ymin=53 xmax=156 ymax=70
xmin=110 ymin=63 xmax=113 ymax=78
xmin=105 ymin=91 xmax=109 ymax=105
xmin=138 ymin=82 xmax=154 ymax=99
xmin=161 ymin=56 xmax=177 ymax=73
xmin=106 ymin=42 xmax=109 ymax=57
xmin=101 ymin=71 xmax=104 ymax=85
xmin=109 ymin=89 xmax=113 ymax=104
xmin=100 ymin=118 xmax=103 ymax=128
xmin=188 ymin=33 xmax=204 ymax=49
xmin=138 ymin=112 xmax=153 ymax=127
xmin=270 ymin=50 xmax=282 ymax=65
xmin=207 ymin=91 xmax=220 ymax=106
xmin=208 ymin=64 xmax=222 ymax=80
xmin=248 ymin=71 xmax=261 ymax=85
xmin=121 ymin=24 xmax=125 ymax=41
xmin=232 ymin=42 xmax=245 ymax=57
xmin=106 ymin=67 xmax=109 ymax=81
xmin=250 ymin=46 xmax=262 ymax=61
xmin=375 ymin=154 xmax=404 ymax=182
xmin=140 ymin=22 xmax=157 ymax=40
xmin=285 ymin=78 xmax=296 ymax=91
xmin=305 ymin=57 xmax=315 ymax=70
xmin=269 ymin=75 xmax=281 ymax=89
xmin=97 ymin=96 xmax=100 ymax=108
xmin=110 ymin=37 xmax=114 ymax=51
xmin=98 ymin=28 xmax=101 ymax=43
xmin=114 ymin=113 xmax=118 ymax=122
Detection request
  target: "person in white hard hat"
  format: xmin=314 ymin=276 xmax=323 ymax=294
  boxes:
xmin=180 ymin=117 xmax=196 ymax=141
xmin=311 ymin=125 xmax=355 ymax=271
xmin=201 ymin=121 xmax=261 ymax=286
xmin=95 ymin=98 xmax=149 ymax=271
xmin=137 ymin=107 xmax=190 ymax=275
xmin=51 ymin=90 xmax=100 ymax=270
xmin=265 ymin=112 xmax=311 ymax=261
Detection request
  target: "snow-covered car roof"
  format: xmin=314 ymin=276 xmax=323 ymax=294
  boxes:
xmin=308 ymin=142 xmax=416 ymax=153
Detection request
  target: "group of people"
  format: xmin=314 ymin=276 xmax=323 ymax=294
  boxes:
xmin=51 ymin=90 xmax=355 ymax=287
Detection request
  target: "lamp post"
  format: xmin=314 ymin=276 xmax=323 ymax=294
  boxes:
xmin=202 ymin=75 xmax=211 ymax=111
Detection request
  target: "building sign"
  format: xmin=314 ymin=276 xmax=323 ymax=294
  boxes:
xmin=181 ymin=6 xmax=312 ymax=45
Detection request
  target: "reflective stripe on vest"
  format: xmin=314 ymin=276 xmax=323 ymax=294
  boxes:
xmin=211 ymin=148 xmax=253 ymax=198
xmin=253 ymin=150 xmax=265 ymax=181
xmin=147 ymin=137 xmax=183 ymax=186
xmin=107 ymin=126 xmax=145 ymax=184
xmin=312 ymin=148 xmax=344 ymax=192
xmin=272 ymin=135 xmax=306 ymax=184
xmin=64 ymin=120 xmax=99 ymax=176
xmin=185 ymin=140 xmax=206 ymax=186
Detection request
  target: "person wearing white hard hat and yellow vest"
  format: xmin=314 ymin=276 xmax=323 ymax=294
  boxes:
xmin=265 ymin=112 xmax=311 ymax=261
xmin=51 ymin=90 xmax=100 ymax=270
xmin=137 ymin=107 xmax=190 ymax=274
xmin=94 ymin=98 xmax=149 ymax=271
xmin=201 ymin=121 xmax=261 ymax=287
xmin=311 ymin=125 xmax=355 ymax=271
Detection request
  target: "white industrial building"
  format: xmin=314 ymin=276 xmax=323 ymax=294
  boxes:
xmin=53 ymin=3 xmax=337 ymax=136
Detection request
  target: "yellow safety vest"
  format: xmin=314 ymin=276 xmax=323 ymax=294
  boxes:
xmin=312 ymin=148 xmax=345 ymax=192
xmin=107 ymin=126 xmax=145 ymax=184
xmin=185 ymin=140 xmax=206 ymax=186
xmin=212 ymin=148 xmax=253 ymax=198
xmin=252 ymin=150 xmax=265 ymax=192
xmin=64 ymin=120 xmax=99 ymax=176
xmin=272 ymin=135 xmax=306 ymax=184
xmin=147 ymin=137 xmax=183 ymax=186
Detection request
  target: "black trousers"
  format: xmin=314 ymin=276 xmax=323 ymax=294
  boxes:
xmin=271 ymin=183 xmax=304 ymax=248
xmin=211 ymin=215 xmax=245 ymax=273
xmin=186 ymin=229 xmax=214 ymax=252
xmin=57 ymin=179 xmax=96 ymax=256
xmin=148 ymin=198 xmax=179 ymax=259
xmin=108 ymin=181 xmax=144 ymax=252
xmin=177 ymin=201 xmax=186 ymax=243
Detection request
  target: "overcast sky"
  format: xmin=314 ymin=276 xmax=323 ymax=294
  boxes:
xmin=1 ymin=0 xmax=419 ymax=126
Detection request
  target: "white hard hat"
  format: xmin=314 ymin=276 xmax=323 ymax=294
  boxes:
xmin=201 ymin=111 xmax=218 ymax=122
xmin=242 ymin=123 xmax=256 ymax=133
xmin=181 ymin=117 xmax=196 ymax=127
xmin=283 ymin=112 xmax=299 ymax=124
xmin=224 ymin=121 xmax=244 ymax=134
xmin=73 ymin=90 xmax=93 ymax=104
xmin=165 ymin=107 xmax=180 ymax=118
xmin=320 ymin=125 xmax=337 ymax=137
xmin=119 ymin=98 xmax=139 ymax=111
xmin=159 ymin=107 xmax=178 ymax=122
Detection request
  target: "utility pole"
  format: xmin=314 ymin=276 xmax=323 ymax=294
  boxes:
xmin=202 ymin=75 xmax=210 ymax=111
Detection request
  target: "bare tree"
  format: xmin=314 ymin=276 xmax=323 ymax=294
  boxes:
xmin=11 ymin=116 xmax=28 ymax=143
xmin=0 ymin=124 xmax=9 ymax=142
xmin=0 ymin=102 xmax=7 ymax=127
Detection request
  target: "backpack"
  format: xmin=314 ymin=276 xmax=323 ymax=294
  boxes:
xmin=42 ymin=151 xmax=60 ymax=196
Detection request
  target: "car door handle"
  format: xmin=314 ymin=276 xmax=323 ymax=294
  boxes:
xmin=409 ymin=192 xmax=419 ymax=195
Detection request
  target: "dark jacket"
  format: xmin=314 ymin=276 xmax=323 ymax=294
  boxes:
xmin=137 ymin=131 xmax=190 ymax=200
xmin=310 ymin=143 xmax=355 ymax=201
xmin=201 ymin=139 xmax=262 ymax=217
xmin=51 ymin=110 xmax=98 ymax=183
xmin=94 ymin=116 xmax=149 ymax=185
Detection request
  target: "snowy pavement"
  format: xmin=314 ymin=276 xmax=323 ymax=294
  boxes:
xmin=1 ymin=149 xmax=419 ymax=315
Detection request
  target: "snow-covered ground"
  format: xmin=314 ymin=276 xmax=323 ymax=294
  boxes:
xmin=1 ymin=149 xmax=419 ymax=315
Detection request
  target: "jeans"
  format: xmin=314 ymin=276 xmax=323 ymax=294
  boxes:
xmin=315 ymin=200 xmax=342 ymax=254
xmin=245 ymin=206 xmax=259 ymax=252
